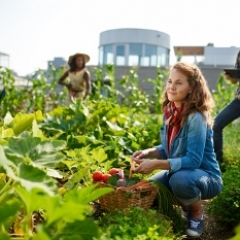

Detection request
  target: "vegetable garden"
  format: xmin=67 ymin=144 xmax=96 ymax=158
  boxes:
xmin=0 ymin=64 xmax=239 ymax=240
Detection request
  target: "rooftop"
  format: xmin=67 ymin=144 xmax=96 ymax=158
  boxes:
xmin=173 ymin=46 xmax=204 ymax=56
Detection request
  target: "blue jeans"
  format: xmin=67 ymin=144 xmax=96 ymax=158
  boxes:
xmin=149 ymin=170 xmax=223 ymax=206
xmin=213 ymin=99 xmax=240 ymax=162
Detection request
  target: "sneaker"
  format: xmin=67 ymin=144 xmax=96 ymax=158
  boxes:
xmin=181 ymin=210 xmax=190 ymax=223
xmin=186 ymin=216 xmax=204 ymax=237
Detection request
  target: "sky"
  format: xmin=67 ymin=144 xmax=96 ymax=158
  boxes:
xmin=0 ymin=0 xmax=240 ymax=76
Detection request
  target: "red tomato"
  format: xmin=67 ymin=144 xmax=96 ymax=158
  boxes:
xmin=108 ymin=168 xmax=120 ymax=175
xmin=102 ymin=173 xmax=111 ymax=183
xmin=92 ymin=171 xmax=103 ymax=182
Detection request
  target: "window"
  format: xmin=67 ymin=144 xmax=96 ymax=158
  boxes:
xmin=103 ymin=45 xmax=113 ymax=64
xmin=116 ymin=45 xmax=125 ymax=66
xmin=128 ymin=43 xmax=142 ymax=66
xmin=157 ymin=47 xmax=169 ymax=66
xmin=142 ymin=44 xmax=157 ymax=66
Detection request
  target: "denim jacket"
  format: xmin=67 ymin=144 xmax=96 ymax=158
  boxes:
xmin=156 ymin=111 xmax=222 ymax=180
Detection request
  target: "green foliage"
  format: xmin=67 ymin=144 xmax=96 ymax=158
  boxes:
xmin=151 ymin=181 xmax=183 ymax=234
xmin=0 ymin=64 xmax=68 ymax=117
xmin=0 ymin=88 xmax=6 ymax=103
xmin=1 ymin=63 xmax=239 ymax=239
xmin=221 ymin=124 xmax=240 ymax=165
xmin=118 ymin=69 xmax=150 ymax=112
xmin=208 ymin=164 xmax=240 ymax=225
xmin=39 ymin=99 xmax=161 ymax=169
xmin=207 ymin=123 xmax=240 ymax=229
xmin=147 ymin=67 xmax=167 ymax=114
xmin=90 ymin=64 xmax=118 ymax=101
xmin=0 ymin=135 xmax=110 ymax=239
xmin=0 ymin=199 xmax=20 ymax=230
xmin=14 ymin=186 xmax=105 ymax=240
xmin=95 ymin=207 xmax=175 ymax=240
xmin=0 ymin=66 xmax=25 ymax=116
xmin=212 ymin=74 xmax=236 ymax=115
xmin=0 ymin=64 xmax=168 ymax=118
xmin=230 ymin=225 xmax=240 ymax=240
xmin=209 ymin=76 xmax=240 ymax=232
xmin=106 ymin=174 xmax=120 ymax=186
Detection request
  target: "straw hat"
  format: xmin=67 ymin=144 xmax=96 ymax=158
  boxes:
xmin=68 ymin=53 xmax=90 ymax=65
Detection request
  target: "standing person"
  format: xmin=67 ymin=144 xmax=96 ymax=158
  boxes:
xmin=213 ymin=50 xmax=240 ymax=163
xmin=58 ymin=53 xmax=91 ymax=101
xmin=131 ymin=62 xmax=223 ymax=237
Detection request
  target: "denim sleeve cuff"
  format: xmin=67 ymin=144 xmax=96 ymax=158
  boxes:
xmin=168 ymin=157 xmax=182 ymax=172
xmin=155 ymin=145 xmax=167 ymax=159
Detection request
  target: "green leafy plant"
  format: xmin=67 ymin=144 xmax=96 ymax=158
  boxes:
xmin=0 ymin=138 xmax=113 ymax=239
xmin=0 ymin=88 xmax=6 ymax=103
xmin=208 ymin=164 xmax=240 ymax=226
xmin=3 ymin=63 xmax=240 ymax=239
xmin=147 ymin=67 xmax=168 ymax=114
xmin=95 ymin=207 xmax=175 ymax=240
xmin=230 ymin=225 xmax=240 ymax=240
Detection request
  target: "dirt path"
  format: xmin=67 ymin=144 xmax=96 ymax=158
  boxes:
xmin=182 ymin=200 xmax=234 ymax=240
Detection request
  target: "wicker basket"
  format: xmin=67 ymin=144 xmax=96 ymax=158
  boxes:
xmin=98 ymin=180 xmax=158 ymax=211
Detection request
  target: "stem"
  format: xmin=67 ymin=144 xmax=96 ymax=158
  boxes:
xmin=0 ymin=178 xmax=14 ymax=204
xmin=22 ymin=213 xmax=33 ymax=240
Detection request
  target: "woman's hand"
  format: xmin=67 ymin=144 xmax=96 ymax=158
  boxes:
xmin=69 ymin=88 xmax=78 ymax=98
xmin=132 ymin=149 xmax=150 ymax=161
xmin=132 ymin=148 xmax=161 ymax=161
xmin=133 ymin=159 xmax=160 ymax=174
xmin=131 ymin=148 xmax=165 ymax=175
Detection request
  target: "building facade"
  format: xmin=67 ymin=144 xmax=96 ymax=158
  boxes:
xmin=173 ymin=44 xmax=240 ymax=67
xmin=204 ymin=45 xmax=239 ymax=66
xmin=47 ymin=57 xmax=67 ymax=70
xmin=98 ymin=28 xmax=170 ymax=67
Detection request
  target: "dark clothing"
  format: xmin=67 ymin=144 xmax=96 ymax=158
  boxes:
xmin=235 ymin=50 xmax=240 ymax=69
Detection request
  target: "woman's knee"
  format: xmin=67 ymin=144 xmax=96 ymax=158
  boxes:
xmin=169 ymin=171 xmax=194 ymax=192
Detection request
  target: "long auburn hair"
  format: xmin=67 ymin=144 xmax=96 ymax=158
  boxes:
xmin=162 ymin=62 xmax=214 ymax=126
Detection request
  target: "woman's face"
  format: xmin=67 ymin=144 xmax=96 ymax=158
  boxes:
xmin=166 ymin=68 xmax=192 ymax=107
xmin=75 ymin=56 xmax=84 ymax=68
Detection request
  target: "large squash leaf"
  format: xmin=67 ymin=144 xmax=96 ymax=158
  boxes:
xmin=4 ymin=136 xmax=66 ymax=168
xmin=0 ymin=147 xmax=57 ymax=196
xmin=17 ymin=164 xmax=57 ymax=195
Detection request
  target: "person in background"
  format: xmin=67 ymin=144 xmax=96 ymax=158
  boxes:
xmin=58 ymin=52 xmax=91 ymax=101
xmin=213 ymin=50 xmax=240 ymax=163
xmin=131 ymin=62 xmax=223 ymax=237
